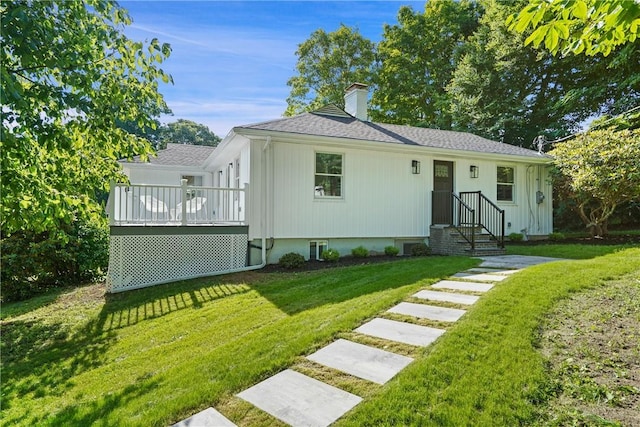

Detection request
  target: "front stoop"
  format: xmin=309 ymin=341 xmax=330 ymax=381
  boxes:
xmin=430 ymin=225 xmax=506 ymax=256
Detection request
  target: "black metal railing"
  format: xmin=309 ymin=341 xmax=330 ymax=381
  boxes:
xmin=452 ymin=193 xmax=476 ymax=248
xmin=460 ymin=191 xmax=505 ymax=248
xmin=432 ymin=190 xmax=505 ymax=250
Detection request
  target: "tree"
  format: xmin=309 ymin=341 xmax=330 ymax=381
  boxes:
xmin=508 ymin=0 xmax=640 ymax=56
xmin=285 ymin=24 xmax=376 ymax=116
xmin=1 ymin=0 xmax=171 ymax=235
xmin=550 ymin=127 xmax=640 ymax=236
xmin=370 ymin=1 xmax=481 ymax=128
xmin=447 ymin=0 xmax=637 ymax=147
xmin=156 ymin=119 xmax=221 ymax=148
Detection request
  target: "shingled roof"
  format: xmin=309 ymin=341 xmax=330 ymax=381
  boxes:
xmin=236 ymin=106 xmax=547 ymax=159
xmin=123 ymin=143 xmax=215 ymax=166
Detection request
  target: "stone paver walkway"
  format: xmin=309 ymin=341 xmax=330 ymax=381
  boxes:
xmin=387 ymin=302 xmax=466 ymax=322
xmin=355 ymin=317 xmax=446 ymax=346
xmin=237 ymin=369 xmax=362 ymax=427
xmin=431 ymin=279 xmax=494 ymax=292
xmin=307 ymin=338 xmax=413 ymax=385
xmin=413 ymin=289 xmax=479 ymax=305
xmin=174 ymin=255 xmax=562 ymax=427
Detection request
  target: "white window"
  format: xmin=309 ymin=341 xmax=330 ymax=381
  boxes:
xmin=309 ymin=240 xmax=328 ymax=260
xmin=315 ymin=152 xmax=343 ymax=198
xmin=497 ymin=166 xmax=515 ymax=202
xmin=181 ymin=175 xmax=203 ymax=186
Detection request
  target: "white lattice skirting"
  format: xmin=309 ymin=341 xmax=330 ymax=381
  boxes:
xmin=107 ymin=226 xmax=248 ymax=292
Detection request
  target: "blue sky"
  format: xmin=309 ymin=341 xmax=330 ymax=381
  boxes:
xmin=121 ymin=1 xmax=425 ymax=138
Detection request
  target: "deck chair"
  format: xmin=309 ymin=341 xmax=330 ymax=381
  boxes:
xmin=176 ymin=197 xmax=207 ymax=222
xmin=139 ymin=195 xmax=169 ymax=221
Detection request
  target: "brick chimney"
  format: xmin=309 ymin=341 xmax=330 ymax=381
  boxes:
xmin=344 ymin=83 xmax=368 ymax=121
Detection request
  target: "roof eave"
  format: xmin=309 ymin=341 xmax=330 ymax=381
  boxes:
xmin=233 ymin=127 xmax=553 ymax=164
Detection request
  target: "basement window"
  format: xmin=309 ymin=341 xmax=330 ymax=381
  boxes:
xmin=309 ymin=240 xmax=328 ymax=260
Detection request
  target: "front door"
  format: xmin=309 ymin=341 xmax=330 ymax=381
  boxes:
xmin=432 ymin=160 xmax=454 ymax=224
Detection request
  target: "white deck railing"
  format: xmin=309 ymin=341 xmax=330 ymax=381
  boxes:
xmin=107 ymin=180 xmax=247 ymax=226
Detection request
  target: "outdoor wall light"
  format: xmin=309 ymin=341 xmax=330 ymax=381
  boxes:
xmin=470 ymin=165 xmax=479 ymax=178
xmin=412 ymin=160 xmax=421 ymax=174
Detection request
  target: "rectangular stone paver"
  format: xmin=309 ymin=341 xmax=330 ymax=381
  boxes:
xmin=413 ymin=289 xmax=479 ymax=305
xmin=466 ymin=267 xmax=520 ymax=275
xmin=477 ymin=255 xmax=563 ymax=269
xmin=237 ymin=369 xmax=362 ymax=427
xmin=355 ymin=317 xmax=445 ymax=347
xmin=388 ymin=302 xmax=466 ymax=322
xmin=452 ymin=272 xmax=508 ymax=282
xmin=431 ymin=280 xmax=493 ymax=292
xmin=307 ymin=339 xmax=413 ymax=384
xmin=172 ymin=407 xmax=236 ymax=427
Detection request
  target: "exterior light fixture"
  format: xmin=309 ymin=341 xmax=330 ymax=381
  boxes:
xmin=412 ymin=160 xmax=421 ymax=174
xmin=470 ymin=165 xmax=479 ymax=178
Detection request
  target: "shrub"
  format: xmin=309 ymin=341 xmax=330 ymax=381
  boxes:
xmin=321 ymin=248 xmax=340 ymax=262
xmin=1 ymin=217 xmax=109 ymax=302
xmin=278 ymin=252 xmax=305 ymax=269
xmin=411 ymin=243 xmax=431 ymax=256
xmin=508 ymin=232 xmax=524 ymax=242
xmin=384 ymin=245 xmax=400 ymax=256
xmin=548 ymin=232 xmax=566 ymax=241
xmin=351 ymin=246 xmax=369 ymax=258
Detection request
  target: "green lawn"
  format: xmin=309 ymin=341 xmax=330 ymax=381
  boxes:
xmin=339 ymin=246 xmax=640 ymax=426
xmin=1 ymin=256 xmax=476 ymax=426
xmin=3 ymin=246 xmax=638 ymax=426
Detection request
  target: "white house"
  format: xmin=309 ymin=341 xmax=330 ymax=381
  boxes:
xmin=108 ymin=84 xmax=553 ymax=292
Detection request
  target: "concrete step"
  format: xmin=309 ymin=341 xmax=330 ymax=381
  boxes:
xmin=465 ymin=247 xmax=507 ymax=256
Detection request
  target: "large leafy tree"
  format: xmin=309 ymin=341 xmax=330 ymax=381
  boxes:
xmin=1 ymin=0 xmax=172 ymax=235
xmin=508 ymin=0 xmax=640 ymax=56
xmin=156 ymin=119 xmax=221 ymax=149
xmin=550 ymin=127 xmax=640 ymax=236
xmin=284 ymin=24 xmax=376 ymax=116
xmin=447 ymin=0 xmax=637 ymax=147
xmin=370 ymin=0 xmax=481 ymax=128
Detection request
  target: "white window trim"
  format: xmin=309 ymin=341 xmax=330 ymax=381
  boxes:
xmin=314 ymin=151 xmax=344 ymax=199
xmin=309 ymin=240 xmax=328 ymax=260
xmin=496 ymin=165 xmax=516 ymax=204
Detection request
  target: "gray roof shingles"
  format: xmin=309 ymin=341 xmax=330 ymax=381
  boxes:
xmin=236 ymin=108 xmax=547 ymax=159
xmin=123 ymin=143 xmax=215 ymax=167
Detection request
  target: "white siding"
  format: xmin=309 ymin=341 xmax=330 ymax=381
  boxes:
xmin=270 ymin=141 xmax=430 ymax=239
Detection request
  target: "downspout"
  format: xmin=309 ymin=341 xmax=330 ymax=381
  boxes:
xmin=236 ymin=136 xmax=271 ymax=272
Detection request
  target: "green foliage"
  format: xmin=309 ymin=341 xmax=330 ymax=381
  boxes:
xmin=410 ymin=243 xmax=431 ymax=256
xmin=278 ymin=252 xmax=306 ymax=269
xmin=508 ymin=232 xmax=524 ymax=242
xmin=285 ymin=24 xmax=376 ymax=116
xmin=384 ymin=245 xmax=400 ymax=256
xmin=1 ymin=216 xmax=109 ymax=302
xmin=156 ymin=119 xmax=221 ymax=149
xmin=351 ymin=246 xmax=369 ymax=258
xmin=370 ymin=1 xmax=480 ymax=128
xmin=320 ymin=248 xmax=340 ymax=262
xmin=548 ymin=232 xmax=565 ymax=241
xmin=1 ymin=0 xmax=172 ymax=235
xmin=446 ymin=0 xmax=627 ymax=147
xmin=550 ymin=128 xmax=640 ymax=236
xmin=508 ymin=0 xmax=640 ymax=56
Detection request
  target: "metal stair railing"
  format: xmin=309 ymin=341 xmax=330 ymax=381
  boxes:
xmin=459 ymin=191 xmax=505 ymax=249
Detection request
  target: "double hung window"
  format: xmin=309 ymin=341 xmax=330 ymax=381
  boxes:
xmin=315 ymin=152 xmax=343 ymax=198
xmin=497 ymin=166 xmax=515 ymax=202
